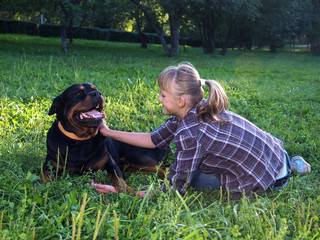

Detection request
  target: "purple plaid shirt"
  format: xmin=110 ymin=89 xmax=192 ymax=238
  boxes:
xmin=151 ymin=102 xmax=286 ymax=198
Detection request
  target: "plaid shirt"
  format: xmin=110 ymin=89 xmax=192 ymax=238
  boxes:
xmin=151 ymin=102 xmax=286 ymax=198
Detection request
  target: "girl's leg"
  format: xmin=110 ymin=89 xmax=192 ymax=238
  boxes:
xmin=190 ymin=170 xmax=221 ymax=189
xmin=273 ymin=152 xmax=292 ymax=190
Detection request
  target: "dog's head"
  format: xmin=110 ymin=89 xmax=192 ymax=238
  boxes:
xmin=49 ymin=83 xmax=105 ymax=138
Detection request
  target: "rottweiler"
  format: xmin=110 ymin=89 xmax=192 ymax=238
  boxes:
xmin=41 ymin=83 xmax=168 ymax=195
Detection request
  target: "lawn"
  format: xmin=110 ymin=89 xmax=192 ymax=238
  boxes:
xmin=0 ymin=34 xmax=319 ymax=239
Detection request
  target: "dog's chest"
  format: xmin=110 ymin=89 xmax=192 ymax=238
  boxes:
xmin=46 ymin=123 xmax=108 ymax=168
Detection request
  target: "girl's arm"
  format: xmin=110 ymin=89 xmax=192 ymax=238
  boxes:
xmin=99 ymin=121 xmax=156 ymax=149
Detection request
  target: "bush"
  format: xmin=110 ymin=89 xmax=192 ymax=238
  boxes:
xmin=108 ymin=29 xmax=139 ymax=43
xmin=0 ymin=19 xmax=201 ymax=47
xmin=0 ymin=19 xmax=9 ymax=33
xmin=0 ymin=19 xmax=37 ymax=35
xmin=74 ymin=27 xmax=108 ymax=40
xmin=38 ymin=23 xmax=61 ymax=37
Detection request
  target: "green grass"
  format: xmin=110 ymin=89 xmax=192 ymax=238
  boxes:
xmin=0 ymin=34 xmax=319 ymax=239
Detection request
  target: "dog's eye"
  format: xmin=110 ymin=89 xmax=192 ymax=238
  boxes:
xmin=75 ymin=91 xmax=83 ymax=97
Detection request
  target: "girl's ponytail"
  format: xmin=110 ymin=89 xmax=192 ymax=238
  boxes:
xmin=197 ymin=80 xmax=229 ymax=124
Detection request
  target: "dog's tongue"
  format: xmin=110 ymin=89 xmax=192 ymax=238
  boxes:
xmin=80 ymin=110 xmax=105 ymax=119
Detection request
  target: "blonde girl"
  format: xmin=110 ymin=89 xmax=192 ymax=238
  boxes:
xmin=93 ymin=63 xmax=310 ymax=199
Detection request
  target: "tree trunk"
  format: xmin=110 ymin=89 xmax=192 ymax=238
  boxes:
xmin=156 ymin=30 xmax=171 ymax=55
xmin=202 ymin=28 xmax=215 ymax=54
xmin=270 ymin=41 xmax=277 ymax=53
xmin=199 ymin=4 xmax=220 ymax=54
xmin=245 ymin=39 xmax=253 ymax=50
xmin=219 ymin=27 xmax=233 ymax=56
xmin=310 ymin=41 xmax=320 ymax=55
xmin=69 ymin=18 xmax=73 ymax=44
xmin=59 ymin=2 xmax=70 ymax=52
xmin=134 ymin=14 xmax=147 ymax=48
xmin=139 ymin=32 xmax=148 ymax=49
xmin=169 ymin=14 xmax=180 ymax=56
xmin=61 ymin=25 xmax=68 ymax=53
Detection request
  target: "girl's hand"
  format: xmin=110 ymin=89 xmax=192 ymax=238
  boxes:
xmin=99 ymin=121 xmax=111 ymax=137
xmin=138 ymin=190 xmax=152 ymax=198
xmin=90 ymin=180 xmax=117 ymax=194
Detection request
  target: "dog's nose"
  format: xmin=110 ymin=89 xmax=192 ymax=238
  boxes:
xmin=89 ymin=90 xmax=102 ymax=97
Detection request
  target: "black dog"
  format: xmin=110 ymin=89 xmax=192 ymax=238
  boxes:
xmin=41 ymin=83 xmax=168 ymax=195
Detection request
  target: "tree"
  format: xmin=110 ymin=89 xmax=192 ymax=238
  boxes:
xmin=129 ymin=0 xmax=188 ymax=56
xmin=0 ymin=0 xmax=101 ymax=53
xmin=304 ymin=0 xmax=320 ymax=55
xmin=0 ymin=0 xmax=42 ymax=22
xmin=188 ymin=0 xmax=260 ymax=56
xmin=255 ymin=0 xmax=306 ymax=53
xmin=130 ymin=8 xmax=148 ymax=48
xmin=111 ymin=0 xmax=149 ymax=48
xmin=217 ymin=0 xmax=260 ymax=56
xmin=86 ymin=0 xmax=118 ymax=29
xmin=48 ymin=0 xmax=93 ymax=53
xmin=188 ymin=0 xmax=223 ymax=55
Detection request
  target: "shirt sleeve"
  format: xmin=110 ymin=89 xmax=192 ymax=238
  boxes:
xmin=150 ymin=117 xmax=178 ymax=149
xmin=167 ymin=134 xmax=206 ymax=195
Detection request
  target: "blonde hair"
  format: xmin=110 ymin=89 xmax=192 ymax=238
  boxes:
xmin=157 ymin=62 xmax=229 ymax=124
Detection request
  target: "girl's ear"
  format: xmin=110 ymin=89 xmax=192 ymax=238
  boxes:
xmin=177 ymin=96 xmax=186 ymax=108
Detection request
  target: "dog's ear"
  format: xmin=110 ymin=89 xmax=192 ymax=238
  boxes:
xmin=49 ymin=95 xmax=62 ymax=116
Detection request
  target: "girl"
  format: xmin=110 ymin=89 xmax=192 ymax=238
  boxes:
xmin=92 ymin=63 xmax=311 ymax=199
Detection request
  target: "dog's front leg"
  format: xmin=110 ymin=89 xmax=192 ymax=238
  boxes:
xmin=105 ymin=157 xmax=135 ymax=196
xmin=110 ymin=174 xmax=135 ymax=196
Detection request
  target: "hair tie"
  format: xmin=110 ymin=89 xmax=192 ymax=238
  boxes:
xmin=199 ymin=79 xmax=206 ymax=86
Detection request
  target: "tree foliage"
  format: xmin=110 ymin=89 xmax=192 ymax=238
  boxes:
xmin=1 ymin=0 xmax=320 ymax=55
xmin=129 ymin=0 xmax=188 ymax=56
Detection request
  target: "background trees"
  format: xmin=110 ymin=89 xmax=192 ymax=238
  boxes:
xmin=188 ymin=0 xmax=222 ymax=55
xmin=128 ymin=0 xmax=188 ymax=56
xmin=304 ymin=0 xmax=320 ymax=55
xmin=0 ymin=0 xmax=319 ymax=56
